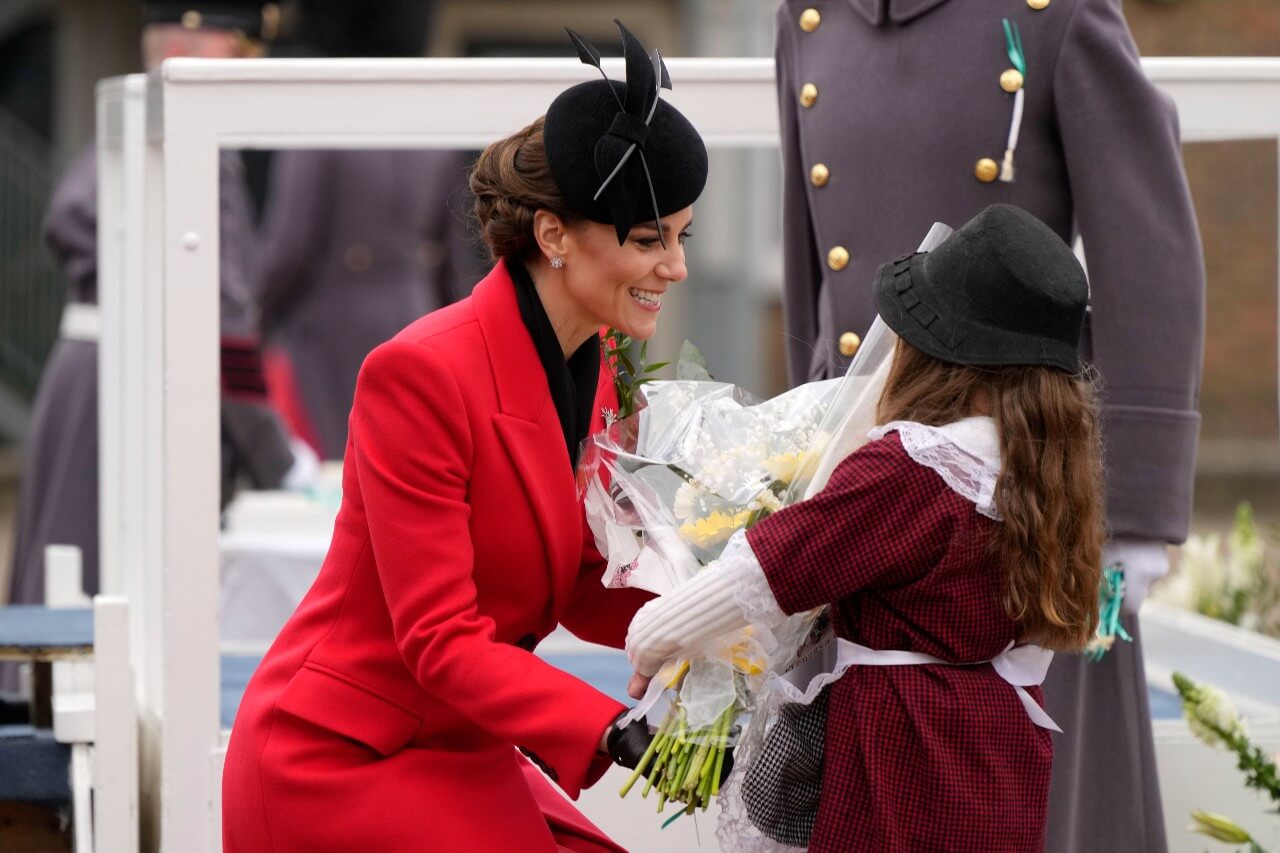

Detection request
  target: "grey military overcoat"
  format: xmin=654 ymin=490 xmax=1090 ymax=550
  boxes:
xmin=253 ymin=149 xmax=482 ymax=460
xmin=7 ymin=146 xmax=295 ymax=611
xmin=775 ymin=0 xmax=1205 ymax=850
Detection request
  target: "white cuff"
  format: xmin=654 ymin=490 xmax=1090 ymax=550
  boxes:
xmin=1105 ymin=539 xmax=1169 ymax=614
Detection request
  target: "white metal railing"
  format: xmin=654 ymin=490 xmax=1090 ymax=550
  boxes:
xmin=95 ymin=56 xmax=1280 ymax=853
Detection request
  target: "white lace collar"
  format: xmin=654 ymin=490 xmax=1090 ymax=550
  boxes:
xmin=866 ymin=417 xmax=1003 ymax=520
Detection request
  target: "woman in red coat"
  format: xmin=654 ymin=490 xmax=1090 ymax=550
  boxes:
xmin=222 ymin=22 xmax=707 ymax=852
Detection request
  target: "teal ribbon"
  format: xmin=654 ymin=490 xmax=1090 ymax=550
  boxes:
xmin=1002 ymin=18 xmax=1027 ymax=78
xmin=1086 ymin=565 xmax=1133 ymax=662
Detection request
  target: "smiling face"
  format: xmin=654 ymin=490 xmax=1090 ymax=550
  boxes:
xmin=554 ymin=207 xmax=693 ymax=342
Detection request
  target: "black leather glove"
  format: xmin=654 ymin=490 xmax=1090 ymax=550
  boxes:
xmin=605 ymin=712 xmax=653 ymax=770
xmin=606 ymin=711 xmax=736 ymax=787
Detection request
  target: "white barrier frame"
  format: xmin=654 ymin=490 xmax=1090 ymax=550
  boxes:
xmin=99 ymin=56 xmax=1280 ymax=852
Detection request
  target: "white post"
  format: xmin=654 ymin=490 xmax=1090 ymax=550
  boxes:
xmin=71 ymin=743 xmax=94 ymax=853
xmin=94 ymin=595 xmax=139 ymax=853
xmin=96 ymin=79 xmax=125 ymax=600
xmin=97 ymin=74 xmax=155 ymax=691
xmin=44 ymin=545 xmax=89 ymax=608
xmin=150 ymin=66 xmax=223 ymax=851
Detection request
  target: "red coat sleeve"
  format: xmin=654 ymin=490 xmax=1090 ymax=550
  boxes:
xmin=351 ymin=339 xmax=623 ymax=797
xmin=746 ymin=434 xmax=956 ymax=615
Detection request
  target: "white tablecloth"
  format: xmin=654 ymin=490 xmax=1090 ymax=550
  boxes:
xmin=218 ymin=469 xmax=341 ymax=650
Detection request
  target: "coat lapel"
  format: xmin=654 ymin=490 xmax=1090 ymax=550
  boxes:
xmin=473 ymin=261 xmax=586 ymax=611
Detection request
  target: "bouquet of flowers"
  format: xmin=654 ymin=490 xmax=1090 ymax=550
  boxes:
xmin=579 ymin=317 xmax=902 ymax=822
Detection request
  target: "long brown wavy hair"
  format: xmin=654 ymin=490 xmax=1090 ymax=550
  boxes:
xmin=877 ymin=340 xmax=1105 ymax=651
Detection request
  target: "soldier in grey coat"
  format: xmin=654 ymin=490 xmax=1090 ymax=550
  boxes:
xmin=774 ymin=0 xmax=1204 ymax=849
xmin=253 ymin=148 xmax=482 ymax=459
xmin=7 ymin=3 xmax=302 ymax=615
xmin=250 ymin=0 xmax=483 ymax=460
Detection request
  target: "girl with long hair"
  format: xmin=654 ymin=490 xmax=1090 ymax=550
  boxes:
xmin=626 ymin=203 xmax=1106 ymax=851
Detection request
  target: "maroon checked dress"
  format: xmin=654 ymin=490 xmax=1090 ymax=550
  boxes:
xmin=745 ymin=431 xmax=1053 ymax=853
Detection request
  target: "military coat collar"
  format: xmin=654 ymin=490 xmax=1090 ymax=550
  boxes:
xmin=847 ymin=0 xmax=952 ymax=26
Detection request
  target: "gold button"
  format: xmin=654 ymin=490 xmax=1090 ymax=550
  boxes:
xmin=810 ymin=163 xmax=830 ymax=187
xmin=827 ymin=246 xmax=850 ymax=271
xmin=799 ymin=8 xmax=821 ymax=32
xmin=839 ymin=332 xmax=862 ymax=358
xmin=1000 ymin=68 xmax=1024 ymax=93
xmin=181 ymin=10 xmax=203 ymax=29
xmin=1027 ymin=0 xmax=1050 ymax=8
xmin=975 ymin=158 xmax=999 ymax=183
xmin=799 ymin=83 xmax=819 ymax=108
xmin=344 ymin=242 xmax=374 ymax=273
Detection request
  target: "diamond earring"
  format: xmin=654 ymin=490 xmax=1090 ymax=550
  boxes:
xmin=551 ymin=256 xmax=566 ymax=270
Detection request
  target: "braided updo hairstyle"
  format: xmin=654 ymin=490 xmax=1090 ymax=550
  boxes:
xmin=470 ymin=116 xmax=579 ymax=262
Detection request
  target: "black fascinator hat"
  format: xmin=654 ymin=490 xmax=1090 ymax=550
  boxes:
xmin=873 ymin=204 xmax=1089 ymax=372
xmin=545 ymin=20 xmax=708 ymax=246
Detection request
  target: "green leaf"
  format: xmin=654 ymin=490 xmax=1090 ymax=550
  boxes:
xmin=676 ymin=340 xmax=713 ymax=382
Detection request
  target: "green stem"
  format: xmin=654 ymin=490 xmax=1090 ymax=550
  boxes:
xmin=683 ymin=738 xmax=712 ymax=793
xmin=710 ymin=706 xmax=732 ymax=798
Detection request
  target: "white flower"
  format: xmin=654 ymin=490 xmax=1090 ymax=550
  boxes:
xmin=749 ymin=489 xmax=783 ymax=514
xmin=672 ymin=481 xmax=704 ymax=522
xmin=1186 ymin=684 xmax=1246 ymax=748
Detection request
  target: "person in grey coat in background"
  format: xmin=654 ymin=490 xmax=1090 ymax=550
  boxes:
xmin=774 ymin=0 xmax=1204 ymax=849
xmin=6 ymin=2 xmax=307 ymax=622
xmin=251 ymin=0 xmax=484 ymax=460
xmin=253 ymin=148 xmax=482 ymax=460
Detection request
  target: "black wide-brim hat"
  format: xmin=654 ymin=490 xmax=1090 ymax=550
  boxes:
xmin=143 ymin=1 xmax=274 ymax=40
xmin=545 ymin=21 xmax=708 ymax=245
xmin=873 ymin=204 xmax=1089 ymax=372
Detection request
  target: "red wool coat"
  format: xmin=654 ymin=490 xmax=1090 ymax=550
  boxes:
xmin=222 ymin=261 xmax=651 ymax=852
xmin=746 ymin=432 xmax=1052 ymax=853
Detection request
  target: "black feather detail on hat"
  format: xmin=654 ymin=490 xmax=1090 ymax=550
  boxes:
xmin=545 ymin=20 xmax=708 ymax=246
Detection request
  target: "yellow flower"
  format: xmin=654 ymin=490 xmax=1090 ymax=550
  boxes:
xmin=679 ymin=509 xmax=753 ymax=549
xmin=661 ymin=659 xmax=690 ymax=690
xmin=765 ymin=452 xmax=815 ymax=486
xmin=1189 ymin=811 xmax=1254 ymax=844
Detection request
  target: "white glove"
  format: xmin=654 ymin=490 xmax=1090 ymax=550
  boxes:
xmin=1104 ymin=539 xmax=1170 ymax=615
xmin=280 ymin=437 xmax=322 ymax=492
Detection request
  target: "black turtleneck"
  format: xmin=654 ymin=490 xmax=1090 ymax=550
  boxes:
xmin=509 ymin=260 xmax=601 ymax=469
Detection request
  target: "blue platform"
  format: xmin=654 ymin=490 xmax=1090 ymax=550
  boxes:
xmin=219 ymin=649 xmax=1183 ymax=729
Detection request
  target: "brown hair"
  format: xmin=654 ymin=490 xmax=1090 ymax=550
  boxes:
xmin=877 ymin=340 xmax=1105 ymax=651
xmin=469 ymin=116 xmax=578 ymax=262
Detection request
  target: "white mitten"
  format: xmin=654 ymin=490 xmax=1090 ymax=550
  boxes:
xmin=626 ymin=563 xmax=748 ymax=677
xmin=626 ymin=530 xmax=787 ymax=676
xmin=1105 ymin=539 xmax=1170 ymax=615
